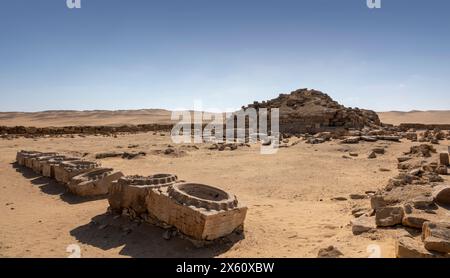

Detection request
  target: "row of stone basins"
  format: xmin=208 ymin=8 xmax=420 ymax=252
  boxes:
xmin=16 ymin=150 xmax=247 ymax=241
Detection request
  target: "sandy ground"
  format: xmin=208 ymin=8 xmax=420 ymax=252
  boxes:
xmin=1 ymin=109 xmax=449 ymax=127
xmin=378 ymin=110 xmax=450 ymax=125
xmin=1 ymin=131 xmax=448 ymax=258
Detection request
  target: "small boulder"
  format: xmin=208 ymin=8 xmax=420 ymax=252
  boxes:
xmin=367 ymin=151 xmax=377 ymax=159
xmin=317 ymin=246 xmax=343 ymax=258
xmin=432 ymin=185 xmax=450 ymax=206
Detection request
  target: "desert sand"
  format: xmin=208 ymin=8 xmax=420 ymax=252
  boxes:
xmin=1 ymin=129 xmax=448 ymax=258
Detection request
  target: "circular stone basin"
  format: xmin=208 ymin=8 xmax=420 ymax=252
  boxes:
xmin=168 ymin=183 xmax=238 ymax=211
xmin=118 ymin=173 xmax=178 ymax=187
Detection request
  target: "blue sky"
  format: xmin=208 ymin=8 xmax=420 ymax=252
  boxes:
xmin=0 ymin=0 xmax=449 ymax=112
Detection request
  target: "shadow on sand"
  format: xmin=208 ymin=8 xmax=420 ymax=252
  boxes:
xmin=70 ymin=212 xmax=244 ymax=258
xmin=11 ymin=162 xmax=106 ymax=204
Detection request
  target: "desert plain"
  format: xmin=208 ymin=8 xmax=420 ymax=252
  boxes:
xmin=0 ymin=102 xmax=449 ymax=258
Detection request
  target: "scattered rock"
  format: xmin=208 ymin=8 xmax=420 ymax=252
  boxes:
xmin=402 ymin=214 xmax=433 ymax=229
xmin=331 ymin=197 xmax=347 ymax=201
xmin=372 ymin=148 xmax=385 ymax=155
xmin=439 ymin=153 xmax=449 ymax=166
xmin=351 ymin=216 xmax=376 ymax=235
xmin=432 ymin=185 xmax=450 ymax=206
xmin=396 ymin=236 xmax=447 ymax=258
xmin=349 ymin=152 xmax=359 ymax=157
xmin=410 ymin=195 xmax=435 ymax=210
xmin=367 ymin=151 xmax=377 ymax=159
xmin=317 ymin=246 xmax=343 ymax=258
xmin=376 ymin=206 xmax=404 ymax=227
xmin=341 ymin=137 xmax=360 ymax=144
xmin=350 ymin=194 xmax=367 ymax=200
xmin=397 ymin=156 xmax=411 ymax=163
xmin=422 ymin=221 xmax=450 ymax=254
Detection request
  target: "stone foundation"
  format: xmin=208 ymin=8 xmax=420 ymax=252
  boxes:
xmin=30 ymin=153 xmax=60 ymax=174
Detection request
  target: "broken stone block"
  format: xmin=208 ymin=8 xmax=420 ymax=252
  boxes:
xmin=432 ymin=185 xmax=450 ymax=206
xmin=422 ymin=221 xmax=450 ymax=254
xmin=396 ymin=236 xmax=448 ymax=258
xmin=108 ymin=174 xmax=178 ymax=214
xmin=439 ymin=153 xmax=449 ymax=166
xmin=146 ymin=183 xmax=247 ymax=241
xmin=351 ymin=216 xmax=376 ymax=235
xmin=402 ymin=213 xmax=434 ymax=229
xmin=341 ymin=136 xmax=360 ymax=144
xmin=68 ymin=168 xmax=124 ymax=197
xmin=376 ymin=206 xmax=404 ymax=227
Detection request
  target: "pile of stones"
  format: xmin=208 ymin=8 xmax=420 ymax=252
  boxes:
xmin=16 ymin=150 xmax=123 ymax=197
xmin=243 ymin=88 xmax=381 ymax=135
xmin=350 ymin=145 xmax=450 ymax=257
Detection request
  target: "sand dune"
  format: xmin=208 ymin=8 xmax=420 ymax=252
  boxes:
xmin=378 ymin=110 xmax=450 ymax=125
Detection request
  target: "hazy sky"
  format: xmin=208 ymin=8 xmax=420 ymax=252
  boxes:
xmin=0 ymin=0 xmax=449 ymax=112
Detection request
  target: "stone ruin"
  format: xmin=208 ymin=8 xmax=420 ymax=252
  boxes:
xmin=68 ymin=168 xmax=124 ymax=197
xmin=42 ymin=156 xmax=80 ymax=178
xmin=15 ymin=151 xmax=123 ymax=198
xmin=147 ymin=183 xmax=247 ymax=240
xmin=108 ymin=175 xmax=247 ymax=241
xmin=108 ymin=174 xmax=180 ymax=215
xmin=350 ymin=145 xmax=450 ymax=258
xmin=16 ymin=152 xmax=248 ymax=242
xmin=54 ymin=160 xmax=101 ymax=184
xmin=242 ymin=88 xmax=381 ymax=135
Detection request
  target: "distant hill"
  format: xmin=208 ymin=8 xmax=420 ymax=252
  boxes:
xmin=0 ymin=109 xmax=174 ymax=127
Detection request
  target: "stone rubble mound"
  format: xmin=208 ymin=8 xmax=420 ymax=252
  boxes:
xmin=349 ymin=145 xmax=450 ymax=258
